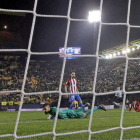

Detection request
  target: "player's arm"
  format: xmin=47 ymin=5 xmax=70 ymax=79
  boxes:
xmin=76 ymin=79 xmax=79 ymax=92
xmin=65 ymin=81 xmax=69 ymax=98
xmin=76 ymin=86 xmax=79 ymax=92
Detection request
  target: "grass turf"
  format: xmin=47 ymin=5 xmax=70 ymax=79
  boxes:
xmin=0 ymin=108 xmax=140 ymax=140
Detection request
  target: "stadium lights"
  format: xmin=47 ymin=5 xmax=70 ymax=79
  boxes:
xmin=4 ymin=25 xmax=7 ymax=29
xmin=109 ymin=54 xmax=112 ymax=58
xmin=88 ymin=10 xmax=101 ymax=22
xmin=117 ymin=52 xmax=120 ymax=55
xmin=106 ymin=55 xmax=109 ymax=59
xmin=113 ymin=53 xmax=116 ymax=56
xmin=127 ymin=48 xmax=130 ymax=53
xmin=132 ymin=48 xmax=135 ymax=51
xmin=122 ymin=50 xmax=126 ymax=54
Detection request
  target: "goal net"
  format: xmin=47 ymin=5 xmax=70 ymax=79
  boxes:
xmin=0 ymin=0 xmax=140 ymax=140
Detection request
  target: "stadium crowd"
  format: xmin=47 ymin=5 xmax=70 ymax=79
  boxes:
xmin=0 ymin=56 xmax=24 ymax=91
xmin=0 ymin=51 xmax=140 ymax=106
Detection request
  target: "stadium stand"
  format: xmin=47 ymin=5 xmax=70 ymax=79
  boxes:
xmin=0 ymin=49 xmax=140 ymax=108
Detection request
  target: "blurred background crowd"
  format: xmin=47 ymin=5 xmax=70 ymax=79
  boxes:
xmin=0 ymin=51 xmax=140 ymax=106
xmin=0 ymin=52 xmax=140 ymax=108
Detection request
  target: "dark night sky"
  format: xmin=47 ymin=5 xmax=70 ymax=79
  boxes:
xmin=0 ymin=0 xmax=140 ymax=57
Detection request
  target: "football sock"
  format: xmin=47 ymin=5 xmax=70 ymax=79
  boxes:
xmin=113 ymin=102 xmax=118 ymax=106
xmin=70 ymin=104 xmax=74 ymax=109
xmin=79 ymin=103 xmax=86 ymax=113
xmin=124 ymin=105 xmax=127 ymax=111
xmin=86 ymin=107 xmax=98 ymax=116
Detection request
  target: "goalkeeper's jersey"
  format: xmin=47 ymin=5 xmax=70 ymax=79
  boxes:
xmin=49 ymin=107 xmax=84 ymax=119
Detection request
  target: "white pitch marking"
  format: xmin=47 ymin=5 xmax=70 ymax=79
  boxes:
xmin=0 ymin=115 xmax=138 ymax=125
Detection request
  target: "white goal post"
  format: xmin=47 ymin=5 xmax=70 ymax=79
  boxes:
xmin=0 ymin=0 xmax=140 ymax=140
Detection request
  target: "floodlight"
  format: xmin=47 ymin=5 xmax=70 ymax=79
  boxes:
xmin=132 ymin=48 xmax=135 ymax=51
xmin=127 ymin=48 xmax=130 ymax=53
xmin=106 ymin=55 xmax=109 ymax=59
xmin=122 ymin=50 xmax=126 ymax=54
xmin=4 ymin=25 xmax=7 ymax=29
xmin=117 ymin=52 xmax=120 ymax=55
xmin=109 ymin=54 xmax=112 ymax=58
xmin=113 ymin=53 xmax=116 ymax=56
xmin=88 ymin=10 xmax=101 ymax=22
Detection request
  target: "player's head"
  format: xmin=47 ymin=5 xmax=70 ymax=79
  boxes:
xmin=71 ymin=72 xmax=75 ymax=79
xmin=133 ymin=100 xmax=137 ymax=105
xmin=117 ymin=87 xmax=120 ymax=90
xmin=43 ymin=104 xmax=51 ymax=114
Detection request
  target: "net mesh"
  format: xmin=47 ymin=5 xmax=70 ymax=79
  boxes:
xmin=0 ymin=0 xmax=140 ymax=139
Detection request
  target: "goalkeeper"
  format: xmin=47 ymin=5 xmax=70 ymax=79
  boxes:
xmin=43 ymin=103 xmax=106 ymax=119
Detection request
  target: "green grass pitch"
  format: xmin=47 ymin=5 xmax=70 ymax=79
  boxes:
xmin=0 ymin=108 xmax=140 ymax=140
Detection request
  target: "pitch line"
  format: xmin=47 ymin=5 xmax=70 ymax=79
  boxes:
xmin=0 ymin=115 xmax=138 ymax=125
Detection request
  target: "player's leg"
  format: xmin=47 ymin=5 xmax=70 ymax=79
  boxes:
xmin=75 ymin=101 xmax=78 ymax=109
xmin=117 ymin=98 xmax=122 ymax=107
xmin=118 ymin=103 xmax=120 ymax=106
xmin=79 ymin=100 xmax=86 ymax=113
xmin=85 ymin=104 xmax=106 ymax=117
xmin=119 ymin=98 xmax=127 ymax=111
xmin=69 ymin=95 xmax=75 ymax=109
xmin=124 ymin=104 xmax=127 ymax=111
xmin=113 ymin=102 xmax=118 ymax=106
xmin=113 ymin=97 xmax=119 ymax=106
xmin=113 ymin=98 xmax=127 ymax=111
xmin=75 ymin=94 xmax=86 ymax=113
xmin=120 ymin=102 xmax=127 ymax=111
xmin=75 ymin=103 xmax=90 ymax=112
xmin=70 ymin=101 xmax=75 ymax=109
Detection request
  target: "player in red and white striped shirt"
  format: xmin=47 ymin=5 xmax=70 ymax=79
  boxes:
xmin=65 ymin=72 xmax=86 ymax=112
xmin=129 ymin=100 xmax=140 ymax=112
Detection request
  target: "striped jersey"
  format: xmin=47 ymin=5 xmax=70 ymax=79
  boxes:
xmin=65 ymin=78 xmax=77 ymax=93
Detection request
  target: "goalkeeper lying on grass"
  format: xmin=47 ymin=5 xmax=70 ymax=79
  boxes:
xmin=43 ymin=103 xmax=106 ymax=119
